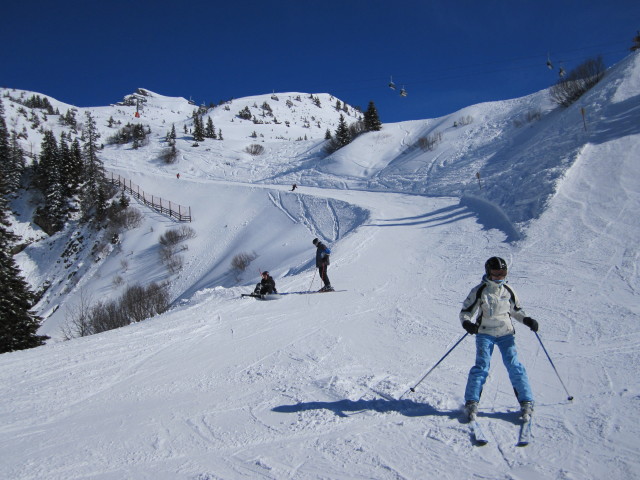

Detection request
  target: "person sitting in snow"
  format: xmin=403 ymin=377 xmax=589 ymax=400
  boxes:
xmin=254 ymin=271 xmax=277 ymax=295
xmin=460 ymin=256 xmax=539 ymax=421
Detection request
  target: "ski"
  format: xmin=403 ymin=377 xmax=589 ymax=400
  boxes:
xmin=469 ymin=417 xmax=489 ymax=445
xmin=240 ymin=293 xmax=281 ymax=301
xmin=517 ymin=417 xmax=532 ymax=446
xmin=279 ymin=289 xmax=346 ymax=295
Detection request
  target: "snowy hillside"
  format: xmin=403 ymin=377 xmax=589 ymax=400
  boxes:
xmin=0 ymin=52 xmax=639 ymax=479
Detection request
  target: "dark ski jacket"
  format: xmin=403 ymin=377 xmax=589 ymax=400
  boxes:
xmin=315 ymin=241 xmax=331 ymax=268
xmin=260 ymin=275 xmax=277 ymax=294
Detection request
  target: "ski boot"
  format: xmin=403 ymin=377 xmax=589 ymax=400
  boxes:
xmin=464 ymin=400 xmax=478 ymax=420
xmin=520 ymin=401 xmax=534 ymax=421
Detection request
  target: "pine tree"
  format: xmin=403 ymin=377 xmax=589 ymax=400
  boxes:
xmin=192 ymin=110 xmax=205 ymax=142
xmin=35 ymin=131 xmax=65 ymax=233
xmin=205 ymin=117 xmax=217 ymax=139
xmin=363 ymin=101 xmax=382 ymax=132
xmin=0 ymin=176 xmax=48 ymax=353
xmin=631 ymin=31 xmax=640 ymax=51
xmin=81 ymin=112 xmax=108 ymax=221
xmin=7 ymin=132 xmax=26 ymax=194
xmin=0 ymin=100 xmax=25 ymax=195
xmin=68 ymin=138 xmax=83 ymax=197
xmin=35 ymin=130 xmax=59 ymax=194
xmin=0 ymin=100 xmax=11 ymax=197
xmin=58 ymin=133 xmax=73 ymax=198
xmin=334 ymin=114 xmax=351 ymax=147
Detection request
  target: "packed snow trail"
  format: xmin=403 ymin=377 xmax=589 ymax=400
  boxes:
xmin=4 ymin=175 xmax=639 ymax=479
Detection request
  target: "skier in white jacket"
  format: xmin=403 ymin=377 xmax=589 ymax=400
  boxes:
xmin=460 ymin=257 xmax=539 ymax=419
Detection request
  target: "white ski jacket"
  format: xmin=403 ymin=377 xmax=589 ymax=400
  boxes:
xmin=459 ymin=276 xmax=528 ymax=337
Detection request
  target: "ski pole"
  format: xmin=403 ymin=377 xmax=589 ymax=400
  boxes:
xmin=400 ymin=333 xmax=468 ymax=399
xmin=535 ymin=332 xmax=574 ymax=401
xmin=308 ymin=269 xmax=316 ymax=292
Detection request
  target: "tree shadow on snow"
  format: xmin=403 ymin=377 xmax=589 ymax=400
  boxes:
xmin=272 ymin=397 xmax=460 ymax=419
xmin=363 ymin=200 xmax=520 ymax=243
xmin=365 ymin=205 xmax=474 ymax=228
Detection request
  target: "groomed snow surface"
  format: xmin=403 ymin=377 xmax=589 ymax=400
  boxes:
xmin=1 ymin=53 xmax=639 ymax=479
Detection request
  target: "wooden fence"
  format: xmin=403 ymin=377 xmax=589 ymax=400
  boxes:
xmin=108 ymin=172 xmax=192 ymax=222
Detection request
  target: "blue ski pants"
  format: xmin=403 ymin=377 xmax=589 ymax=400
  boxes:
xmin=464 ymin=333 xmax=533 ymax=404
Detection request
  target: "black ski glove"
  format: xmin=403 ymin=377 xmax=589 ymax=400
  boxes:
xmin=462 ymin=320 xmax=479 ymax=335
xmin=523 ymin=317 xmax=539 ymax=332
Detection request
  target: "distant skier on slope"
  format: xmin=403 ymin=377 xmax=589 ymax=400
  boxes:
xmin=313 ymin=238 xmax=334 ymax=292
xmin=253 ymin=271 xmax=277 ymax=295
xmin=291 ymin=183 xmax=297 ymax=191
xmin=460 ymin=257 xmax=539 ymax=420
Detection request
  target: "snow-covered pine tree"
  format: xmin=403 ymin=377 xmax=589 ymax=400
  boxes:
xmin=205 ymin=117 xmax=217 ymax=139
xmin=80 ymin=112 xmax=108 ymax=221
xmin=7 ymin=131 xmax=26 ymax=195
xmin=192 ymin=110 xmax=205 ymax=142
xmin=58 ymin=132 xmax=74 ymax=198
xmin=0 ymin=152 xmax=48 ymax=353
xmin=363 ymin=101 xmax=382 ymax=132
xmin=34 ymin=130 xmax=59 ymax=195
xmin=34 ymin=131 xmax=65 ymax=233
xmin=335 ymin=114 xmax=351 ymax=147
xmin=0 ymin=101 xmax=12 ymax=193
xmin=68 ymin=138 xmax=83 ymax=198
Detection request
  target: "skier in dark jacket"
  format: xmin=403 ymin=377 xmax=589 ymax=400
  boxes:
xmin=312 ymin=238 xmax=334 ymax=292
xmin=254 ymin=271 xmax=277 ymax=295
xmin=460 ymin=257 xmax=538 ymax=421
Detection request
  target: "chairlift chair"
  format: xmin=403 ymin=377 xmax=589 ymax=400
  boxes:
xmin=389 ymin=76 xmax=396 ymax=90
xmin=546 ymin=53 xmax=554 ymax=70
xmin=400 ymin=86 xmax=407 ymax=97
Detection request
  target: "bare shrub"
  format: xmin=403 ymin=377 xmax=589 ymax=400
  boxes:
xmin=120 ymin=207 xmax=143 ymax=229
xmin=165 ymin=254 xmax=184 ymax=274
xmin=417 ymin=132 xmax=443 ymax=151
xmin=514 ymin=109 xmax=542 ymax=128
xmin=159 ymin=226 xmax=195 ymax=246
xmin=113 ymin=275 xmax=124 ymax=286
xmin=456 ymin=115 xmax=474 ymax=126
xmin=161 ymin=145 xmax=179 ymax=164
xmin=159 ymin=229 xmax=182 ymax=247
xmin=61 ymin=283 xmax=171 ymax=338
xmin=245 ymin=144 xmax=265 ymax=155
xmin=107 ymin=203 xmax=143 ymax=230
xmin=231 ymin=251 xmax=257 ymax=272
xmin=119 ymin=282 xmax=170 ymax=323
xmin=177 ymin=225 xmax=196 ymax=240
xmin=61 ymin=289 xmax=94 ymax=339
xmin=157 ymin=226 xmax=194 ymax=273
xmin=348 ymin=119 xmax=366 ymax=138
xmin=550 ymin=56 xmax=606 ymax=107
xmin=90 ymin=300 xmax=128 ymax=334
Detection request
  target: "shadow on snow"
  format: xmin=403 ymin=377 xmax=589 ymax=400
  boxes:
xmin=272 ymin=397 xmax=460 ymax=419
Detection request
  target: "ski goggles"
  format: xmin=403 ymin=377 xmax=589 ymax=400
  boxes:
xmin=489 ymin=269 xmax=507 ymax=279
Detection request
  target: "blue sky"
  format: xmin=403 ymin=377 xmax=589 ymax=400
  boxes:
xmin=1 ymin=0 xmax=638 ymax=123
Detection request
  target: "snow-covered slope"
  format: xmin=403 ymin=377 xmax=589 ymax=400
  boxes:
xmin=0 ymin=52 xmax=639 ymax=479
